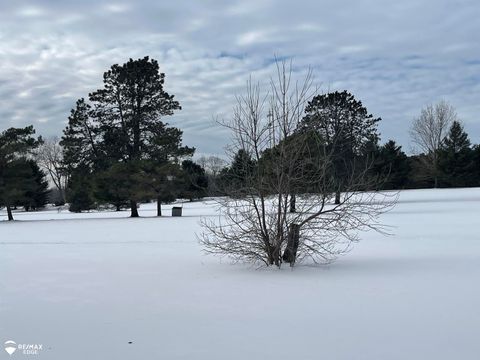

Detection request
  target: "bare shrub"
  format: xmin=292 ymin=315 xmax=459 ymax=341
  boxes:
xmin=200 ymin=60 xmax=395 ymax=267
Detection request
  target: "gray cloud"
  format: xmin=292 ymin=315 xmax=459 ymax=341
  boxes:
xmin=0 ymin=0 xmax=479 ymax=155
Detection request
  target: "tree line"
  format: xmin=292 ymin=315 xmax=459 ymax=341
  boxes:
xmin=1 ymin=56 xmax=480 ymax=224
xmin=1 ymin=57 xmax=208 ymax=220
xmin=209 ymin=96 xmax=480 ymax=200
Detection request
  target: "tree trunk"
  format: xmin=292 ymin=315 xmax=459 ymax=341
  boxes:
xmin=116 ymin=204 xmax=121 ymax=212
xmin=266 ymin=243 xmax=274 ymax=265
xmin=335 ymin=190 xmax=341 ymax=205
xmin=157 ymin=197 xmax=162 ymax=217
xmin=130 ymin=200 xmax=139 ymax=217
xmin=282 ymin=224 xmax=300 ymax=266
xmin=6 ymin=205 xmax=14 ymax=221
xmin=267 ymin=253 xmax=274 ymax=266
xmin=433 ymin=155 xmax=438 ymax=188
xmin=273 ymin=245 xmax=281 ymax=267
xmin=266 ymin=242 xmax=281 ymax=266
xmin=61 ymin=188 xmax=67 ymax=204
xmin=289 ymin=194 xmax=296 ymax=213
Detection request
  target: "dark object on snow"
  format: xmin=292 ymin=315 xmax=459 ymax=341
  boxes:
xmin=282 ymin=224 xmax=300 ymax=266
xmin=172 ymin=206 xmax=182 ymax=217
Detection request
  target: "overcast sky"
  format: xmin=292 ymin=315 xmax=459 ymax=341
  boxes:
xmin=1 ymin=0 xmax=479 ymax=156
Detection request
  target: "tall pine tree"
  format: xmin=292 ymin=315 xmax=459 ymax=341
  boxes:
xmin=61 ymin=57 xmax=188 ymax=216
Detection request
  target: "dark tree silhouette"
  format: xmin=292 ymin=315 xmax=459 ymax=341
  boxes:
xmin=180 ymin=160 xmax=208 ymax=201
xmin=372 ymin=140 xmax=410 ymax=190
xmin=301 ymin=90 xmax=381 ymax=204
xmin=438 ymin=121 xmax=473 ymax=187
xmin=61 ymin=57 xmax=187 ymax=216
xmin=0 ymin=126 xmax=42 ymax=220
xmin=21 ymin=160 xmax=49 ymax=211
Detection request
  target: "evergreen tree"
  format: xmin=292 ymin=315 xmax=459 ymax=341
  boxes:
xmin=0 ymin=126 xmax=42 ymax=220
xmin=93 ymin=163 xmax=131 ymax=211
xmin=179 ymin=160 xmax=208 ymax=201
xmin=67 ymin=165 xmax=95 ymax=213
xmin=372 ymin=140 xmax=410 ymax=190
xmin=60 ymin=98 xmax=100 ymax=172
xmin=301 ymin=91 xmax=381 ymax=203
xmin=139 ymin=161 xmax=182 ymax=216
xmin=61 ymin=57 xmax=188 ymax=217
xmin=442 ymin=121 xmax=471 ymax=152
xmin=438 ymin=121 xmax=473 ymax=187
xmin=406 ymin=154 xmax=434 ymax=189
xmin=138 ymin=123 xmax=194 ymax=215
xmin=1 ymin=159 xmax=35 ymax=217
xmin=224 ymin=149 xmax=256 ymax=194
xmin=22 ymin=160 xmax=49 ymax=211
xmin=471 ymin=145 xmax=480 ymax=187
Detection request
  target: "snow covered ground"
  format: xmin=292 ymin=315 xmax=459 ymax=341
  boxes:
xmin=1 ymin=188 xmax=480 ymax=360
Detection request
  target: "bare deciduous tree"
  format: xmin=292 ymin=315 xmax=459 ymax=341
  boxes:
xmin=200 ymin=60 xmax=395 ymax=267
xmin=197 ymin=155 xmax=227 ymax=176
xmin=35 ymin=136 xmax=67 ymax=203
xmin=198 ymin=155 xmax=228 ymax=195
xmin=410 ymin=101 xmax=457 ymax=188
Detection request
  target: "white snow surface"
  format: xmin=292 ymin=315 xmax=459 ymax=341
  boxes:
xmin=1 ymin=188 xmax=480 ymax=359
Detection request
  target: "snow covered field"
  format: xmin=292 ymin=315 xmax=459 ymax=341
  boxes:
xmin=1 ymin=188 xmax=480 ymax=360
